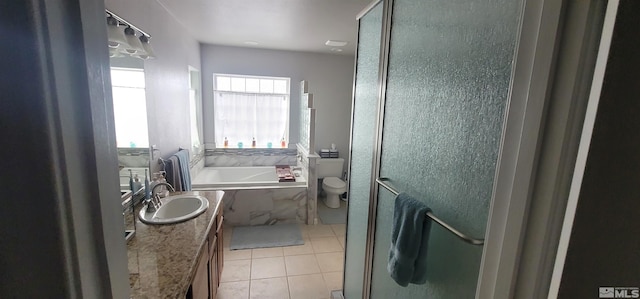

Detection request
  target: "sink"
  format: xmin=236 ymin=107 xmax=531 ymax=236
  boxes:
xmin=139 ymin=195 xmax=209 ymax=225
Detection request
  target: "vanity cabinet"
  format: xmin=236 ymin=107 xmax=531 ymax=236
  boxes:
xmin=187 ymin=202 xmax=224 ymax=299
xmin=216 ymin=211 xmax=224 ymax=285
xmin=188 ymin=240 xmax=209 ymax=299
xmin=208 ymin=236 xmax=218 ymax=298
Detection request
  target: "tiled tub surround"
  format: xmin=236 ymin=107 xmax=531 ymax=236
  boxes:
xmin=204 ymin=148 xmax=298 ymax=167
xmin=221 ymin=188 xmax=308 ymax=226
xmin=305 ymin=156 xmax=319 ymax=225
xmin=127 ymin=191 xmax=224 ymax=298
xmin=189 ymin=152 xmax=206 ymax=182
xmin=297 ymin=143 xmax=319 ymax=225
xmin=192 ymin=165 xmax=311 ymax=225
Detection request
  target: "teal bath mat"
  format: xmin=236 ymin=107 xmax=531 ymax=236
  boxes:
xmin=230 ymin=224 xmax=304 ymax=250
xmin=318 ymin=200 xmax=347 ymax=224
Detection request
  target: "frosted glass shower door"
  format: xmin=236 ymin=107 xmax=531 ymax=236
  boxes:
xmin=369 ymin=0 xmax=522 ymax=297
xmin=344 ymin=2 xmax=384 ymax=298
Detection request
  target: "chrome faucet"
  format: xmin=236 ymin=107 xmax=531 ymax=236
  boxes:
xmin=145 ymin=182 xmax=175 ymax=213
xmin=152 ymin=182 xmax=175 ymax=196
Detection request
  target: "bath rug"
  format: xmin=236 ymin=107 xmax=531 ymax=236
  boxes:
xmin=318 ymin=200 xmax=347 ymax=224
xmin=230 ymin=223 xmax=304 ymax=250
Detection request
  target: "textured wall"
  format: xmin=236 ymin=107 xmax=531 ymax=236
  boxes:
xmin=105 ymin=0 xmax=201 ymax=172
xmin=200 ymin=45 xmax=354 ymax=170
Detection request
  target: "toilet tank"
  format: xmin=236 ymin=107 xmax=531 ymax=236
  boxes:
xmin=317 ymin=158 xmax=344 ymax=178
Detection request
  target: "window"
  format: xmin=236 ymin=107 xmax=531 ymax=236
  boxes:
xmin=111 ymin=67 xmax=149 ymax=148
xmin=189 ymin=67 xmax=202 ymax=157
xmin=213 ymin=74 xmax=290 ymax=148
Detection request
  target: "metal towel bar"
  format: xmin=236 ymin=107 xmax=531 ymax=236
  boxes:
xmin=376 ymin=178 xmax=485 ymax=246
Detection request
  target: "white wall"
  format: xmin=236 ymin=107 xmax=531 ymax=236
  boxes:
xmin=200 ymin=45 xmax=355 ymax=171
xmin=105 ymin=0 xmax=201 ymax=171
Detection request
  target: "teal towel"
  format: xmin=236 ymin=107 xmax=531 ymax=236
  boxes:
xmin=173 ymin=149 xmax=192 ymax=191
xmin=388 ymin=192 xmax=432 ymax=287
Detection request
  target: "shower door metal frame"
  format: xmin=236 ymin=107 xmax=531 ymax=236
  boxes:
xmin=361 ymin=0 xmax=394 ymax=297
xmin=343 ymin=0 xmax=383 ymax=297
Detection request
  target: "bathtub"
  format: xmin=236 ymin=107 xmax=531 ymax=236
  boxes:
xmin=192 ymin=166 xmax=310 ymax=225
xmin=192 ymin=166 xmax=307 ymax=190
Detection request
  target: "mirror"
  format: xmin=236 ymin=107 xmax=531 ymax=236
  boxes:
xmin=188 ymin=66 xmax=203 ymax=160
xmin=110 ymin=56 xmax=151 ymax=239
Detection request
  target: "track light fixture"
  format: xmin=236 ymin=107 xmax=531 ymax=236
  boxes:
xmin=106 ymin=10 xmax=153 ymax=59
xmin=134 ymin=35 xmax=156 ymax=59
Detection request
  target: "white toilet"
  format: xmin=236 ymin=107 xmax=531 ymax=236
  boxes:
xmin=317 ymin=158 xmax=346 ymax=209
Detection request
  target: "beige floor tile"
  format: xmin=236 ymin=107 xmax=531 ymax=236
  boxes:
xmin=217 ymin=280 xmax=249 ymax=299
xmin=223 ymin=225 xmax=234 ymax=234
xmin=221 ymin=259 xmax=251 ymax=282
xmin=283 ymin=239 xmax=314 ymax=256
xmin=311 ymin=236 xmax=343 ymax=253
xmin=284 ymin=254 xmax=321 ymax=276
xmin=223 ymin=226 xmax=233 ymax=248
xmin=322 ymin=272 xmax=343 ymax=292
xmin=337 ymin=236 xmax=346 ymax=249
xmin=288 ymin=274 xmax=330 ymax=299
xmin=250 ymin=277 xmax=290 ymax=299
xmin=307 ymin=224 xmax=336 ymax=238
xmin=252 ymin=247 xmax=283 ymax=258
xmin=315 ymin=252 xmax=344 ymax=273
xmin=251 ymin=257 xmax=286 ymax=279
xmin=225 ymin=249 xmax=252 ymax=261
xmin=298 ymin=224 xmax=310 ymax=238
xmin=330 ymin=224 xmax=346 ymax=236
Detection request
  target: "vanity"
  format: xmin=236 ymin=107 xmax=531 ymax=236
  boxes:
xmin=127 ymin=190 xmax=224 ymax=298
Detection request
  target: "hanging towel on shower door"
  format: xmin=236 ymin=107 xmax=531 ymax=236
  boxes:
xmin=388 ymin=192 xmax=432 ymax=287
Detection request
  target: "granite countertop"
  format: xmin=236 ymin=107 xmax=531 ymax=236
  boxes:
xmin=127 ymin=191 xmax=224 ymax=298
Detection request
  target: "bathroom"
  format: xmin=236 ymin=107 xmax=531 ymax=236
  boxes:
xmin=106 ymin=0 xmax=363 ymax=298
xmin=7 ymin=0 xmax=640 ymax=298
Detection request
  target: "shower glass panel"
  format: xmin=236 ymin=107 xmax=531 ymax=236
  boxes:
xmin=370 ymin=0 xmax=522 ymax=297
xmin=344 ymin=2 xmax=383 ymax=298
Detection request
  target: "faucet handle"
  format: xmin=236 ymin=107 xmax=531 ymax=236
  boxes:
xmin=144 ymin=197 xmax=157 ymax=213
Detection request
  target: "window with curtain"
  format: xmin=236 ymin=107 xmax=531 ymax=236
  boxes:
xmin=111 ymin=67 xmax=149 ymax=148
xmin=213 ymin=74 xmax=290 ymax=148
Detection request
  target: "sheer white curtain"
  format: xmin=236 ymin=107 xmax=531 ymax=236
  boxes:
xmin=214 ymin=92 xmax=288 ymax=147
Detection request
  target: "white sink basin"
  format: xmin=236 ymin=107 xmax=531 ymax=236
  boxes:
xmin=139 ymin=195 xmax=209 ymax=225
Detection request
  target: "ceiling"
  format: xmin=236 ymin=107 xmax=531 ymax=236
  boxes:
xmin=155 ymin=0 xmax=372 ymax=55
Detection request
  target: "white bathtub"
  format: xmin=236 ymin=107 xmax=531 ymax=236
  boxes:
xmin=192 ymin=166 xmax=306 ymax=190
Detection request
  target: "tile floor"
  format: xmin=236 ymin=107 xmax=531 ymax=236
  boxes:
xmin=219 ymin=223 xmax=346 ymax=299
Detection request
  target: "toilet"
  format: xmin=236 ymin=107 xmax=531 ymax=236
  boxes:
xmin=317 ymin=158 xmax=346 ymax=209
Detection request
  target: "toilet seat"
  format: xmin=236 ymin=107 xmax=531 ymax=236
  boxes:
xmin=323 ymin=177 xmax=346 ymax=189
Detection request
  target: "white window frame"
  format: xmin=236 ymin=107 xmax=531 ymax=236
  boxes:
xmin=188 ymin=66 xmax=202 ymax=158
xmin=110 ymin=67 xmax=149 ymax=148
xmin=213 ymin=73 xmax=290 ymax=149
